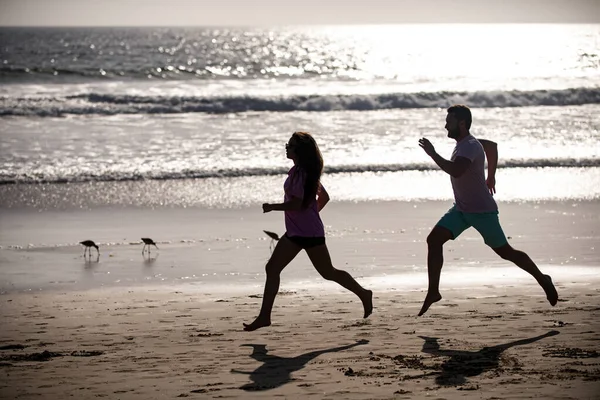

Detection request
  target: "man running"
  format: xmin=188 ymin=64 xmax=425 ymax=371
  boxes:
xmin=417 ymin=104 xmax=558 ymax=316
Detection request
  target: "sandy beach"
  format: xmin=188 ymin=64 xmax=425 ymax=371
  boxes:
xmin=1 ymin=199 xmax=599 ymax=399
xmin=1 ymin=283 xmax=599 ymax=399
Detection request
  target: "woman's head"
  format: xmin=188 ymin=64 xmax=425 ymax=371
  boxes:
xmin=286 ymin=132 xmax=321 ymax=164
xmin=286 ymin=132 xmax=323 ymax=208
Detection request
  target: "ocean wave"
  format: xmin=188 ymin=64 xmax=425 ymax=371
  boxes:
xmin=2 ymin=159 xmax=598 ymax=184
xmin=0 ymin=65 xmax=217 ymax=81
xmin=1 ymin=87 xmax=599 ymax=117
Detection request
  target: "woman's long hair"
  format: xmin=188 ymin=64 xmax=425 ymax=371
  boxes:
xmin=291 ymin=131 xmax=323 ymax=209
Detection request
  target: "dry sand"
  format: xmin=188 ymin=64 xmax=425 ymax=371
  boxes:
xmin=1 ymin=200 xmax=599 ymax=399
xmin=0 ymin=283 xmax=599 ymax=399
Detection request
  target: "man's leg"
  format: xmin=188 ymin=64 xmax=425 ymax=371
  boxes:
xmin=419 ymin=225 xmax=454 ymax=316
xmin=493 ymin=243 xmax=558 ymax=306
xmin=469 ymin=212 xmax=558 ymax=307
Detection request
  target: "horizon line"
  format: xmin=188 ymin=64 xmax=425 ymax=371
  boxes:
xmin=1 ymin=21 xmax=599 ymax=28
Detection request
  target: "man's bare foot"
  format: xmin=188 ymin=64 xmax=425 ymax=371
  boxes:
xmin=418 ymin=292 xmax=442 ymax=316
xmin=361 ymin=290 xmax=373 ymax=318
xmin=243 ymin=318 xmax=271 ymax=332
xmin=541 ymin=275 xmax=558 ymax=306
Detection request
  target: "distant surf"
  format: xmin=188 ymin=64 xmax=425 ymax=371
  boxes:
xmin=2 ymin=88 xmax=599 ymax=117
xmin=2 ymin=158 xmax=599 ymax=184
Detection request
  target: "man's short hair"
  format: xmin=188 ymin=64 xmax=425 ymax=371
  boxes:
xmin=447 ymin=105 xmax=472 ymax=130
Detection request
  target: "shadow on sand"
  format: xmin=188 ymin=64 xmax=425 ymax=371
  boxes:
xmin=232 ymin=339 xmax=368 ymax=391
xmin=419 ymin=330 xmax=559 ymax=386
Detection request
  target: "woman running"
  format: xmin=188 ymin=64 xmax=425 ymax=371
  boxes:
xmin=243 ymin=131 xmax=373 ymax=332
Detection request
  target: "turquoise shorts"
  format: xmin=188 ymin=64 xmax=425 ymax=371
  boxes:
xmin=436 ymin=205 xmax=508 ymax=248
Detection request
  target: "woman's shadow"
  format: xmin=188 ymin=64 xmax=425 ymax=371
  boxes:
xmin=232 ymin=339 xmax=368 ymax=391
xmin=419 ymin=330 xmax=559 ymax=386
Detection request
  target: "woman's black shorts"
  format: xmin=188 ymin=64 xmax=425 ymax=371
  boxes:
xmin=284 ymin=233 xmax=325 ymax=249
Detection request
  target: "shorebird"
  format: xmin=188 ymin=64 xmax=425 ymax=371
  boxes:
xmin=263 ymin=230 xmax=280 ymax=253
xmin=80 ymin=240 xmax=99 ymax=257
xmin=141 ymin=238 xmax=159 ymax=254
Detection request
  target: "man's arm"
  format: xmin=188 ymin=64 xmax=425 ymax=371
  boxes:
xmin=478 ymin=139 xmax=498 ymax=194
xmin=419 ymin=138 xmax=471 ymax=178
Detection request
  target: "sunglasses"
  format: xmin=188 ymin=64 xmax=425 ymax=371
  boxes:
xmin=285 ymin=143 xmax=297 ymax=149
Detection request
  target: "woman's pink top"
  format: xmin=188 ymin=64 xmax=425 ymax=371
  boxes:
xmin=284 ymin=166 xmax=325 ymax=237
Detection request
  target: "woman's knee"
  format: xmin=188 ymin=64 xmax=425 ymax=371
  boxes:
xmin=265 ymin=260 xmax=283 ymax=276
xmin=318 ymin=266 xmax=338 ymax=281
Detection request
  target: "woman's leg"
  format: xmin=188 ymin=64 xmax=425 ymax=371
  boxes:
xmin=243 ymin=236 xmax=302 ymax=331
xmin=305 ymin=244 xmax=373 ymax=318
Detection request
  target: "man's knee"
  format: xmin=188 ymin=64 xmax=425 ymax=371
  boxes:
xmin=494 ymin=245 xmax=522 ymax=261
xmin=427 ymin=227 xmax=452 ymax=247
xmin=426 ymin=233 xmax=440 ymax=247
xmin=496 ymin=249 xmax=512 ymax=261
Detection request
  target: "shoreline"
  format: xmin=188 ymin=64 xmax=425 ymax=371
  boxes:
xmin=2 ymin=167 xmax=600 ymax=209
xmin=1 ymin=199 xmax=599 ymax=295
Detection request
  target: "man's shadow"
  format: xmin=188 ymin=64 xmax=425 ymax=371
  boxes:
xmin=232 ymin=339 xmax=368 ymax=391
xmin=419 ymin=330 xmax=559 ymax=386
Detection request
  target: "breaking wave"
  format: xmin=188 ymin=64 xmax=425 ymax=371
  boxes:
xmin=1 ymin=87 xmax=599 ymax=117
xmin=2 ymin=158 xmax=599 ymax=184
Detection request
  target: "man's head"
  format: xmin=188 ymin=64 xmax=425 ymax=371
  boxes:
xmin=445 ymin=105 xmax=472 ymax=140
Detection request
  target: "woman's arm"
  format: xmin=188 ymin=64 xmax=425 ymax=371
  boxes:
xmin=263 ymin=197 xmax=302 ymax=213
xmin=317 ymin=184 xmax=330 ymax=212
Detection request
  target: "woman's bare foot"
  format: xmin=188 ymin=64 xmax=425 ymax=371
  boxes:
xmin=361 ymin=290 xmax=373 ymax=318
xmin=243 ymin=317 xmax=271 ymax=332
xmin=541 ymin=275 xmax=558 ymax=306
xmin=418 ymin=292 xmax=442 ymax=316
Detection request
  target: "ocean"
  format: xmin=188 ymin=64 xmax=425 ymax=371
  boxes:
xmin=1 ymin=24 xmax=599 ymax=208
xmin=0 ymin=24 xmax=599 ymax=292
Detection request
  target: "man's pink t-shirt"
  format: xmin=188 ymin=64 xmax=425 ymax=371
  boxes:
xmin=450 ymin=135 xmax=498 ymax=213
xmin=284 ymin=166 xmax=325 ymax=238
